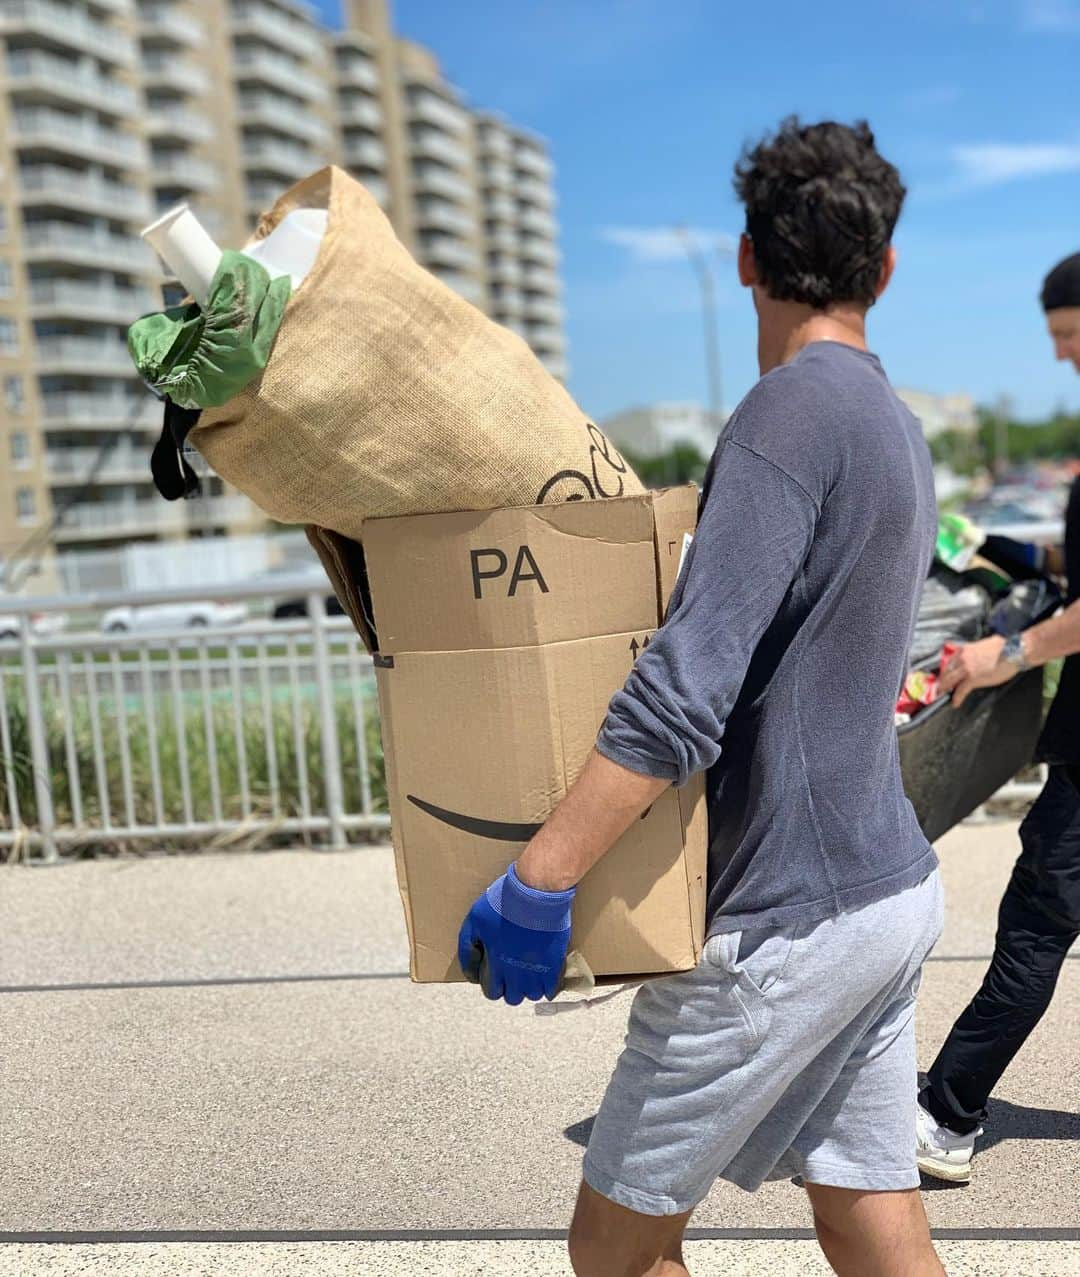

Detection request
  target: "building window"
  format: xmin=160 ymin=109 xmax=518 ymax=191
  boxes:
xmin=5 ymin=374 xmax=24 ymax=412
xmin=10 ymin=430 xmax=30 ymax=468
xmin=0 ymin=260 xmax=12 ymax=298
xmin=16 ymin=486 xmax=36 ymax=525
xmin=0 ymin=318 xmax=17 ymax=356
xmin=0 ymin=206 xmax=8 ymax=242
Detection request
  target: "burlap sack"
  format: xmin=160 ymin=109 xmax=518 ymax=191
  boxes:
xmin=189 ymin=166 xmax=642 ymax=541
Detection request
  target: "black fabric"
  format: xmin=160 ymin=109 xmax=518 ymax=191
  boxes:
xmin=1037 ymin=474 xmax=1080 ymax=763
xmin=924 ymin=765 xmax=1080 ymax=1134
xmin=151 ymin=400 xmax=202 ymax=501
xmin=1041 ymin=252 xmax=1080 ymax=312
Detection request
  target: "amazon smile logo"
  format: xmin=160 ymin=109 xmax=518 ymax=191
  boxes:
xmin=407 ymin=794 xmax=654 ymax=841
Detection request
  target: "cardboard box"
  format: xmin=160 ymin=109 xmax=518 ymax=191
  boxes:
xmin=364 ymin=487 xmax=707 ymax=983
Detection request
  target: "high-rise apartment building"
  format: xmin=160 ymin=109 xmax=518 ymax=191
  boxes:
xmin=0 ymin=0 xmax=566 ymax=575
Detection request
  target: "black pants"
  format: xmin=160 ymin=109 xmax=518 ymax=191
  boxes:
xmin=923 ymin=765 xmax=1080 ymax=1135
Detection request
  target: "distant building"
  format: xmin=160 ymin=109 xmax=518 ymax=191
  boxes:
xmin=896 ymin=389 xmax=978 ymax=439
xmin=600 ymin=402 xmax=727 ymax=460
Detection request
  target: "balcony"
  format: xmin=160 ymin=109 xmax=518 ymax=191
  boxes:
xmin=518 ymin=207 xmax=557 ymax=237
xmin=239 ymin=94 xmax=331 ymax=145
xmin=486 ymin=256 xmax=521 ymax=285
xmin=342 ymin=135 xmax=386 ymax=172
xmin=336 ymin=56 xmax=378 ymax=92
xmin=23 ymin=223 xmax=156 ymax=273
xmin=42 ymin=392 xmax=159 ymax=430
xmin=407 ymin=88 xmax=469 ymax=136
xmin=477 ymin=125 xmax=512 ymax=158
xmin=337 ymin=98 xmax=382 ymax=131
xmin=481 ymin=161 xmax=513 ymax=191
xmin=15 ymin=111 xmax=142 ymax=167
xmin=35 ymin=335 xmax=135 ymax=375
xmin=516 ymin=176 xmax=554 ymax=209
xmin=523 ymin=296 xmax=564 ymax=326
xmin=13 ymin=109 xmax=146 ymax=168
xmin=146 ymin=108 xmax=215 ymax=144
xmin=47 ymin=447 xmax=148 ymax=484
xmin=412 ymin=162 xmax=472 ymax=204
xmin=54 ymin=495 xmax=253 ymax=540
xmin=484 ymin=194 xmax=516 ymax=222
xmin=519 ymin=237 xmax=559 ymax=269
xmin=410 ymin=128 xmax=469 ymax=170
xmin=19 ymin=165 xmax=152 ymax=220
xmin=416 ymin=199 xmax=475 ymax=238
xmin=232 ymin=0 xmax=324 ymax=62
xmin=521 ymin=263 xmax=558 ymax=291
xmin=243 ymin=137 xmax=320 ymax=180
xmin=141 ymin=51 xmax=211 ymax=95
xmin=138 ymin=2 xmax=204 ymax=46
xmin=246 ymin=180 xmax=286 ymax=214
xmin=234 ymin=47 xmax=328 ymax=102
xmin=420 ymin=234 xmax=477 ymax=272
xmin=152 ymin=153 xmax=218 ymax=191
xmin=5 ymin=49 xmax=137 ymax=116
xmin=31 ymin=280 xmax=158 ymax=322
xmin=514 ymin=146 xmax=553 ymax=181
xmin=485 ymin=227 xmax=517 ymax=254
xmin=491 ymin=289 xmax=524 ymax=316
xmin=0 ymin=0 xmax=136 ymax=66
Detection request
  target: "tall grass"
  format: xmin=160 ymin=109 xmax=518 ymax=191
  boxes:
xmin=0 ymin=671 xmax=386 ymax=857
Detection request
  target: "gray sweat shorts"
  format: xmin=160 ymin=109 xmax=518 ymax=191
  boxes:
xmin=583 ymin=868 xmax=944 ymax=1214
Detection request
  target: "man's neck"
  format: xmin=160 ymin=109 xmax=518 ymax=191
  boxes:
xmin=757 ymin=300 xmax=870 ymax=376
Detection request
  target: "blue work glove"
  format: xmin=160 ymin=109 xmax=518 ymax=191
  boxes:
xmin=982 ymin=534 xmax=1049 ymax=578
xmin=457 ymin=863 xmax=576 ymax=1004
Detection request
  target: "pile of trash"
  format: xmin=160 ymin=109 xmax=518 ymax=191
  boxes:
xmin=897 ymin=515 xmax=1059 ymax=725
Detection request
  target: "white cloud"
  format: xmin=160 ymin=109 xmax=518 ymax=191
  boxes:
xmin=1021 ymin=0 xmax=1080 ymax=30
xmin=950 ymin=141 xmax=1080 ymax=187
xmin=600 ymin=226 xmax=739 ymax=264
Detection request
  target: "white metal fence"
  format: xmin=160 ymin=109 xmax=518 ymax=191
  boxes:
xmin=0 ymin=578 xmax=389 ymax=862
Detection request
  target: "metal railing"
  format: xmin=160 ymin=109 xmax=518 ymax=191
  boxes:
xmin=0 ymin=578 xmax=388 ymax=862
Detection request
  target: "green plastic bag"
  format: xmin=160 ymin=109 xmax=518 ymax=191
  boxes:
xmin=128 ymin=250 xmax=291 ymax=411
xmin=936 ymin=512 xmax=984 ymax=572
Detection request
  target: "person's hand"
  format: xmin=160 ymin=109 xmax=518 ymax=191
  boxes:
xmin=457 ymin=863 xmax=575 ymax=1005
xmin=939 ymin=635 xmax=1013 ymax=708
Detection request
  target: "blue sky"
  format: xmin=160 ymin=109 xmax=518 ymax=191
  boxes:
xmin=315 ymin=0 xmax=1080 ymax=422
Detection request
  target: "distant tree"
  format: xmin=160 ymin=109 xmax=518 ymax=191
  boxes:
xmin=622 ymin=443 xmax=709 ymax=489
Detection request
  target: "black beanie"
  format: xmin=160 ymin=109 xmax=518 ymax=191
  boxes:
xmin=1041 ymin=252 xmax=1080 ymax=312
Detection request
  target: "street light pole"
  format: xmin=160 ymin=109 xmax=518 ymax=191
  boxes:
xmin=677 ymin=225 xmax=723 ymax=426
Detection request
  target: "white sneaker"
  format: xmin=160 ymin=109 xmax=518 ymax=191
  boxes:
xmin=916 ymin=1099 xmax=981 ymax=1183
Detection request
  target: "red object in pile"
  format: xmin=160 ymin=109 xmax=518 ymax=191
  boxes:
xmin=897 ymin=643 xmax=961 ymax=716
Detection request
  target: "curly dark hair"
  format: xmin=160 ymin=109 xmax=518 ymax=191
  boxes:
xmin=733 ymin=117 xmax=906 ymax=310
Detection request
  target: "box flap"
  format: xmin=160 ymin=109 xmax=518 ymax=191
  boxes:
xmin=363 ymin=495 xmax=664 ymax=654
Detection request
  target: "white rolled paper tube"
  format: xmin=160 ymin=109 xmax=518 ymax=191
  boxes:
xmin=141 ymin=204 xmax=222 ymax=307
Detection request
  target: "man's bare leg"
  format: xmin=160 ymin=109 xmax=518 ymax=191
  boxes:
xmin=568 ymin=1180 xmax=694 ymax=1277
xmin=805 ymin=1183 xmax=946 ymax=1277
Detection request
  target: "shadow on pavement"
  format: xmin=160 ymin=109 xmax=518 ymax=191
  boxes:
xmin=564 ymin=1115 xmax=596 ymax=1148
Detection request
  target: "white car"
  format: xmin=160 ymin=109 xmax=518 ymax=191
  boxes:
xmin=0 ymin=612 xmax=68 ymax=642
xmin=101 ymin=601 xmax=248 ymax=634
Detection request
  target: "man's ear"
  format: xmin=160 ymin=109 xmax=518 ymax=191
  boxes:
xmin=876 ymin=245 xmax=897 ymax=298
xmin=738 ymin=233 xmax=757 ymax=288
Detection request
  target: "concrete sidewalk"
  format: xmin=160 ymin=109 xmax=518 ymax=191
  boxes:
xmin=2 ymin=821 xmax=1078 ymax=1275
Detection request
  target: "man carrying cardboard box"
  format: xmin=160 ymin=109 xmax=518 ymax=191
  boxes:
xmin=459 ymin=117 xmax=945 ymax=1277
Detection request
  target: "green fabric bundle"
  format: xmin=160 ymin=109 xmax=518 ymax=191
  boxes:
xmin=128 ymin=251 xmax=291 ymax=411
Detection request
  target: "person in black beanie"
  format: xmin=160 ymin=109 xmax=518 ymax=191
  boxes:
xmin=916 ymin=250 xmax=1080 ymax=1182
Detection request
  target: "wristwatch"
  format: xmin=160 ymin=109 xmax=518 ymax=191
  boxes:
xmin=1002 ymin=632 xmax=1031 ymax=672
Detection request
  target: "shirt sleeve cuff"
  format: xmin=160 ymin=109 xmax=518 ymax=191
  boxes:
xmin=595 ymin=729 xmax=681 ymax=784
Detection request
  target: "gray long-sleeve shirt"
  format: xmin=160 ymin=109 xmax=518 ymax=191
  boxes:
xmin=598 ymin=341 xmax=938 ymax=934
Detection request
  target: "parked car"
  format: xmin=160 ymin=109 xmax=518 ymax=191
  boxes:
xmin=100 ymin=601 xmax=248 ymax=634
xmin=272 ymin=593 xmax=344 ymax=620
xmin=0 ymin=612 xmax=68 ymax=642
